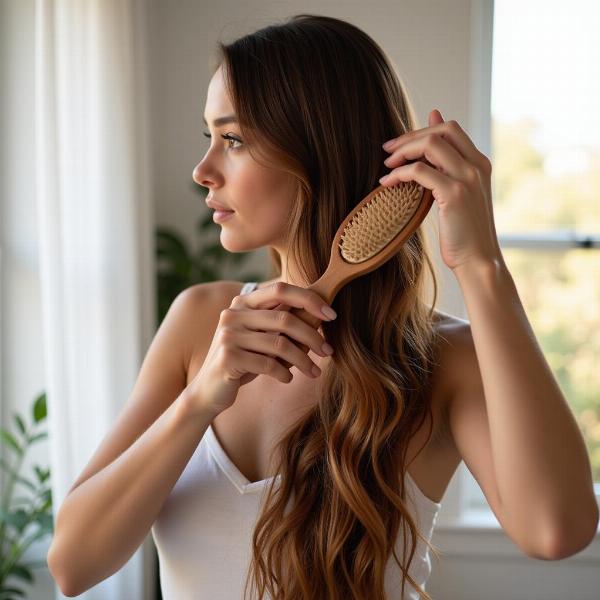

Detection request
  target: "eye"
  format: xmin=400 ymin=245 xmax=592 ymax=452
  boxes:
xmin=202 ymin=131 xmax=243 ymax=150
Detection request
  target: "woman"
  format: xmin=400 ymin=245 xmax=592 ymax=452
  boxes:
xmin=182 ymin=14 xmax=450 ymax=599
xmin=178 ymin=15 xmax=593 ymax=598
xmin=48 ymin=13 xmax=597 ymax=600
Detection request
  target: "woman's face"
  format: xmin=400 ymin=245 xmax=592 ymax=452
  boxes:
xmin=193 ymin=65 xmax=296 ymax=253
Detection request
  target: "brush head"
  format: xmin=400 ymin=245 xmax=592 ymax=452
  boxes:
xmin=338 ymin=180 xmax=426 ymax=263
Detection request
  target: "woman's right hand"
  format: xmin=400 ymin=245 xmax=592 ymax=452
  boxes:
xmin=187 ymin=282 xmax=337 ymax=418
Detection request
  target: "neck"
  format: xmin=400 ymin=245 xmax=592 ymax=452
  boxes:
xmin=269 ymin=248 xmax=311 ymax=288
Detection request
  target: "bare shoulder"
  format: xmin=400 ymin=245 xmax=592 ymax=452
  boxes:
xmin=178 ymin=279 xmax=243 ymax=303
xmin=431 ymin=309 xmax=472 ymax=370
xmin=429 ymin=309 xmax=473 ymax=448
xmin=432 ymin=308 xmax=472 ymax=358
xmin=177 ymin=278 xmax=245 ymax=321
xmin=433 ymin=310 xmax=475 ymax=396
xmin=178 ymin=280 xmax=246 ymax=370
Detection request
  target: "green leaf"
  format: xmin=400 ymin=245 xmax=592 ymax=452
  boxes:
xmin=33 ymin=392 xmax=47 ymax=423
xmin=156 ymin=240 xmax=193 ymax=277
xmin=12 ymin=475 xmax=37 ymax=494
xmin=0 ymin=430 xmax=23 ymax=456
xmin=30 ymin=513 xmax=53 ymax=531
xmin=0 ymin=508 xmax=29 ymax=533
xmin=27 ymin=432 xmax=47 ymax=445
xmin=0 ymin=586 xmax=27 ymax=598
xmin=33 ymin=466 xmax=50 ymax=484
xmin=5 ymin=563 xmax=33 ymax=583
xmin=12 ymin=416 xmax=26 ymax=439
xmin=156 ymin=229 xmax=190 ymax=259
xmin=31 ymin=493 xmax=52 ymax=514
xmin=36 ymin=495 xmax=53 ymax=517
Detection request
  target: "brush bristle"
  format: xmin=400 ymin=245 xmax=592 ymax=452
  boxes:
xmin=338 ymin=182 xmax=424 ymax=263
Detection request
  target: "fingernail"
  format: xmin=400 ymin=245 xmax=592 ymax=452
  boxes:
xmin=379 ymin=175 xmax=390 ymax=184
xmin=322 ymin=342 xmax=334 ymax=355
xmin=311 ymin=365 xmax=322 ymax=377
xmin=382 ymin=140 xmax=395 ymax=150
xmin=321 ymin=305 xmax=337 ymax=320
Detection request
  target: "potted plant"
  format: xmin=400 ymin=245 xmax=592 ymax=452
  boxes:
xmin=0 ymin=392 xmax=53 ymax=598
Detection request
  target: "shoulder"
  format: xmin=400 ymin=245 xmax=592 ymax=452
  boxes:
xmin=171 ymin=280 xmax=246 ymax=369
xmin=432 ymin=310 xmax=475 ymax=394
xmin=176 ymin=279 xmax=245 ymax=305
xmin=428 ymin=309 xmax=474 ymax=447
xmin=430 ymin=308 xmax=472 ymax=370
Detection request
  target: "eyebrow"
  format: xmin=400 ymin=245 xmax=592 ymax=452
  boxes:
xmin=202 ymin=114 xmax=238 ymax=127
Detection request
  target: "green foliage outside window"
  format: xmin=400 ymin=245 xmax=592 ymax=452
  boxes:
xmin=492 ymin=117 xmax=600 ymax=484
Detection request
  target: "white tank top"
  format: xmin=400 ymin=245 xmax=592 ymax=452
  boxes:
xmin=151 ymin=281 xmax=441 ymax=599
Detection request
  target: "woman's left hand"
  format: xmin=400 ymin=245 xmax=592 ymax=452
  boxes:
xmin=380 ymin=109 xmax=503 ymax=275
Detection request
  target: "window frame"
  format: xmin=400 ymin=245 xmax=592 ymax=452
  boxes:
xmin=453 ymin=0 xmax=600 ymax=527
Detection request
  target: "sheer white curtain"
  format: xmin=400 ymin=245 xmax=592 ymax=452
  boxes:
xmin=34 ymin=0 xmax=156 ymax=597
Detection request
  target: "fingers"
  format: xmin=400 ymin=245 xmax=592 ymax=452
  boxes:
xmin=379 ymin=160 xmax=450 ymax=199
xmin=232 ymin=347 xmax=294 ymax=384
xmin=233 ymin=281 xmax=337 ymax=323
xmin=383 ymin=120 xmax=489 ymax=173
xmin=238 ymin=330 xmax=322 ymax=380
xmin=383 ymin=134 xmax=468 ymax=182
xmin=223 ymin=281 xmax=335 ymax=384
xmin=250 ymin=309 xmax=331 ymax=358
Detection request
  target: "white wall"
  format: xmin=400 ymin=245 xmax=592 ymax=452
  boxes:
xmin=2 ymin=1 xmax=597 ymax=599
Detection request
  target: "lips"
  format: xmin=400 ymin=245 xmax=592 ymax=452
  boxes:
xmin=206 ymin=197 xmax=234 ymax=212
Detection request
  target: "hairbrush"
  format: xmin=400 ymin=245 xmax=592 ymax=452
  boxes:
xmin=275 ymin=159 xmax=434 ymax=367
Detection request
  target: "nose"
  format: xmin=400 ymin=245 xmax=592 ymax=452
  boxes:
xmin=192 ymin=158 xmax=218 ymax=188
xmin=192 ymin=162 xmax=204 ymax=186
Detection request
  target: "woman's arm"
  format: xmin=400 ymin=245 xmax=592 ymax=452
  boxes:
xmin=454 ymin=258 xmax=598 ymax=558
xmin=47 ymin=391 xmax=213 ymax=596
xmin=381 ymin=110 xmax=598 ymax=558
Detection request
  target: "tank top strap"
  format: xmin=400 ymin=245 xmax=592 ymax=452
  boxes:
xmin=239 ymin=281 xmax=259 ymax=295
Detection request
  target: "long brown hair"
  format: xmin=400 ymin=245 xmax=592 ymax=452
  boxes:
xmin=211 ymin=14 xmax=442 ymax=600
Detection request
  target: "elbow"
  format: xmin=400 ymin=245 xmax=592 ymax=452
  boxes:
xmin=537 ymin=502 xmax=599 ymax=561
xmin=58 ymin=583 xmax=81 ymax=598
xmin=47 ymin=541 xmax=81 ymax=597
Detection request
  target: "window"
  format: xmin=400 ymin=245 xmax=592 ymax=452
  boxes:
xmin=464 ymin=0 xmax=600 ymax=512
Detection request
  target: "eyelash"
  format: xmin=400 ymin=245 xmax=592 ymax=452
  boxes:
xmin=202 ymin=131 xmax=243 ymax=150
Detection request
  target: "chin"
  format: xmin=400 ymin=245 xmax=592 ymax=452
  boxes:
xmin=219 ymin=231 xmax=263 ymax=254
xmin=219 ymin=239 xmax=247 ymax=253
